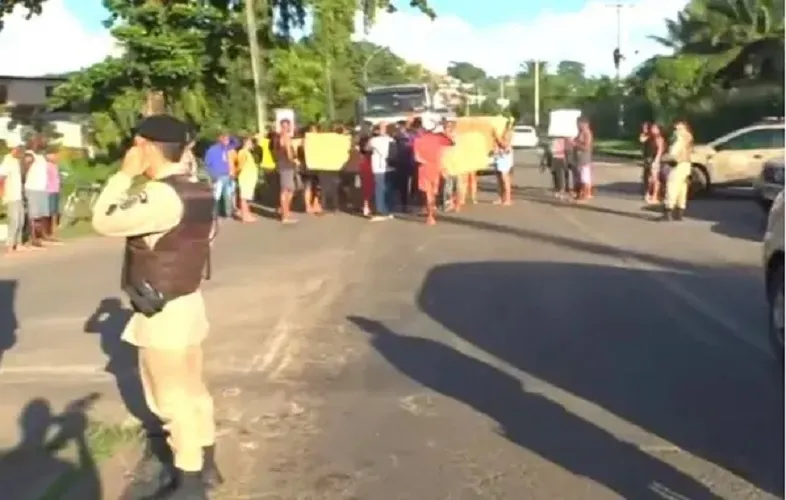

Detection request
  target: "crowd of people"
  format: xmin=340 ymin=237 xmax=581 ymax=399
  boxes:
xmin=0 ymin=136 xmax=64 ymax=257
xmin=201 ymin=115 xmax=520 ymax=227
xmin=543 ymin=116 xmax=595 ymax=201
xmin=0 ymin=113 xmax=697 ymax=259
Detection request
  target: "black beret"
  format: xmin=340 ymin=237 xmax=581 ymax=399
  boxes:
xmin=135 ymin=114 xmax=189 ymax=144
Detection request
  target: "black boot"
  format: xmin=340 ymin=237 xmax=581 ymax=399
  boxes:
xmin=121 ymin=434 xmax=177 ymax=499
xmin=153 ymin=469 xmax=208 ymax=500
xmin=201 ymin=445 xmax=224 ymax=488
xmin=657 ymin=206 xmax=674 ymax=221
xmin=673 ymin=208 xmax=684 ymax=221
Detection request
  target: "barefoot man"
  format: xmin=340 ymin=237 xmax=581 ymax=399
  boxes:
xmin=413 ymin=117 xmax=454 ymax=225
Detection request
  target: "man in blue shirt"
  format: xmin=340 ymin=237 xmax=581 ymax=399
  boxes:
xmin=203 ymin=134 xmax=233 ymax=217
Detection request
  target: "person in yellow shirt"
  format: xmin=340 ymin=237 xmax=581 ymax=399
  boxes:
xmin=236 ymin=136 xmax=259 ymax=222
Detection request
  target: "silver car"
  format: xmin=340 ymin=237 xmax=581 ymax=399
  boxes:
xmin=753 ymin=156 xmax=784 ymax=210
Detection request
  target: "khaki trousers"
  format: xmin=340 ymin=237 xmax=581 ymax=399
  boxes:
xmin=665 ymin=161 xmax=691 ymax=210
xmin=139 ymin=345 xmax=215 ymax=472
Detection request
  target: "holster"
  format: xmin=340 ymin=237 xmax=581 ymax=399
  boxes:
xmin=124 ymin=281 xmax=166 ymax=317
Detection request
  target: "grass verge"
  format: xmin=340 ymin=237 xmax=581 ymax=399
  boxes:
xmin=39 ymin=421 xmax=142 ymax=500
xmin=594 ymin=139 xmax=641 ymax=159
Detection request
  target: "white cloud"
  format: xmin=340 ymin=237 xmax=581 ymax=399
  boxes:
xmin=353 ymin=0 xmax=689 ymax=77
xmin=0 ymin=0 xmax=687 ymax=78
xmin=0 ymin=0 xmax=118 ymax=76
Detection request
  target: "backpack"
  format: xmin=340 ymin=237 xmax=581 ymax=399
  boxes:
xmin=386 ymin=137 xmax=400 ymax=169
xmin=250 ymin=143 xmax=264 ymax=165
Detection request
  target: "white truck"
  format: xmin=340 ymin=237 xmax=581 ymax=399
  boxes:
xmin=356 ymin=83 xmax=451 ymax=129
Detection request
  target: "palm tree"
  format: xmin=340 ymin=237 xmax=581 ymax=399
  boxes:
xmin=652 ymin=0 xmax=784 ymax=83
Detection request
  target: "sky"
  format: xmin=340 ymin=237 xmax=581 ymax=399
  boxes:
xmin=0 ymin=0 xmax=688 ymax=78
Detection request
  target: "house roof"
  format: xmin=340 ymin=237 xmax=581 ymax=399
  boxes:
xmin=0 ymin=74 xmax=69 ymax=83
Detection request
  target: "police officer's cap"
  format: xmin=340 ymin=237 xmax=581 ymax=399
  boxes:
xmin=135 ymin=114 xmax=189 ymax=144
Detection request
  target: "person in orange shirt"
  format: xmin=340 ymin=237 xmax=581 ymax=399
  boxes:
xmin=413 ymin=119 xmax=454 ymax=225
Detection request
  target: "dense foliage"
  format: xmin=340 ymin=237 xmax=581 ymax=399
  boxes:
xmin=0 ymin=0 xmax=782 ymax=155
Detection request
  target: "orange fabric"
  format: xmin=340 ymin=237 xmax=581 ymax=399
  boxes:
xmin=228 ymin=149 xmax=239 ymax=177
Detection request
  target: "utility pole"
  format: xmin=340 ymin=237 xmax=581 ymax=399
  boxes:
xmin=607 ymin=1 xmax=632 ymax=136
xmin=362 ymin=45 xmax=386 ymax=88
xmin=326 ymin=58 xmax=335 ymax=121
xmin=245 ymin=0 xmax=266 ymax=132
xmin=533 ymin=60 xmax=540 ymax=128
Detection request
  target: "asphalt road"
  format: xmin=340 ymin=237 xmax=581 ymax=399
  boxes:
xmin=0 ymin=151 xmax=782 ymax=500
xmin=234 ymin=152 xmax=783 ymax=500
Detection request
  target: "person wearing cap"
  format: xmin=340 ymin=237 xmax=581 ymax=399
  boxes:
xmin=91 ymin=114 xmax=221 ymax=500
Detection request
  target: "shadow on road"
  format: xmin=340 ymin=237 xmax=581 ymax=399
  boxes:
xmin=499 ymin=184 xmax=657 ymax=221
xmin=83 ymin=298 xmax=161 ymax=435
xmin=413 ymin=261 xmax=783 ymax=497
xmin=351 ymin=315 xmax=725 ymax=500
xmin=598 ymin=181 xmax=766 ymax=242
xmin=0 ymin=279 xmax=18 ymax=366
xmin=0 ymin=394 xmax=101 ymax=500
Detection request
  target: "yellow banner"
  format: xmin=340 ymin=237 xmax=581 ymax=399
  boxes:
xmin=455 ymin=115 xmax=512 ymax=153
xmin=442 ymin=132 xmax=491 ymax=175
xmin=303 ymin=132 xmax=352 ymax=172
xmin=256 ymin=136 xmax=276 ymax=170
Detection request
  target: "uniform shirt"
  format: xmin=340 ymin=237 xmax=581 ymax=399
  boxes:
xmin=92 ymin=164 xmax=211 ymax=350
xmin=0 ymin=153 xmax=23 ymax=203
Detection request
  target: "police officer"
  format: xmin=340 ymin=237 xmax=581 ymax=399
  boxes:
xmin=92 ymin=115 xmax=222 ymax=500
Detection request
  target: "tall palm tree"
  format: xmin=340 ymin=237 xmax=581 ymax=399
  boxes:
xmin=652 ymin=0 xmax=784 ymax=83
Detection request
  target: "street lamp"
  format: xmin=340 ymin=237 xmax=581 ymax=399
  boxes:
xmin=362 ymin=45 xmax=387 ymax=88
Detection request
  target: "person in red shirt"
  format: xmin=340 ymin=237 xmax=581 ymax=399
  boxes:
xmin=413 ymin=119 xmax=454 ymax=225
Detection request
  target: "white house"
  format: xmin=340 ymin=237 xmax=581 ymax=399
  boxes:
xmin=0 ymin=75 xmax=87 ymax=149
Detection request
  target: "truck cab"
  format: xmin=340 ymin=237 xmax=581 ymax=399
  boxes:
xmin=356 ymin=84 xmax=442 ymax=126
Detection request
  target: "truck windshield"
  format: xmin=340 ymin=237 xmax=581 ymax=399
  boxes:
xmin=364 ymin=88 xmax=427 ymax=117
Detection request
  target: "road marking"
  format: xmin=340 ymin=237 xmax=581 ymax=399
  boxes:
xmin=555 ymin=208 xmax=772 ymax=358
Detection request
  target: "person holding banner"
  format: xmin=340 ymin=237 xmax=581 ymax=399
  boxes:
xmin=439 ymin=119 xmax=458 ymax=212
xmin=492 ymin=120 xmax=514 ymax=206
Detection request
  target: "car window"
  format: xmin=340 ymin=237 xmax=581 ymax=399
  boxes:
xmin=717 ymin=127 xmax=785 ymax=151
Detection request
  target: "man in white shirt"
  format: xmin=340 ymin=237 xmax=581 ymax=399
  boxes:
xmin=0 ymin=146 xmax=25 ymax=253
xmin=368 ymin=121 xmax=394 ymax=221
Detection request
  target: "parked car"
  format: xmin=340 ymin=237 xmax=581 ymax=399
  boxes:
xmin=763 ymin=190 xmax=784 ymax=361
xmin=511 ymin=125 xmax=538 ymax=149
xmin=753 ymin=156 xmax=784 ymax=211
xmin=663 ymin=117 xmax=784 ymax=196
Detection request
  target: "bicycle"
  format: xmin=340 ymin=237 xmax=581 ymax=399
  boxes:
xmin=59 ymin=182 xmax=104 ymax=228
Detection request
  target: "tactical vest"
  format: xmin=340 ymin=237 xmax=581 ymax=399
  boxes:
xmin=124 ymin=175 xmax=214 ymax=300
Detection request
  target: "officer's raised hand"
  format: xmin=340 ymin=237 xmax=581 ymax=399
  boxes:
xmin=91 ymin=118 xmax=189 ymax=238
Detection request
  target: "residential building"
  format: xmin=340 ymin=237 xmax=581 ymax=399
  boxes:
xmin=0 ymin=74 xmax=87 ymax=149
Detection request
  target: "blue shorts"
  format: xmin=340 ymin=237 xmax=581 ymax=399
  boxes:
xmin=49 ymin=192 xmax=60 ymax=215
